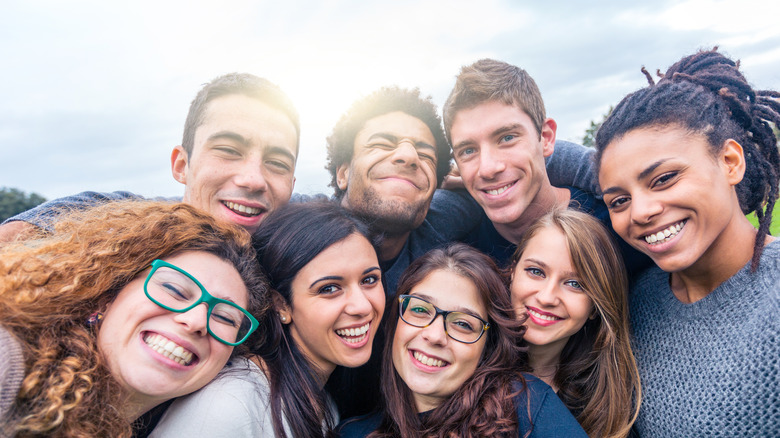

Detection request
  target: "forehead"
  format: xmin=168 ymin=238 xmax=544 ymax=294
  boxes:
xmin=522 ymin=226 xmax=570 ymax=260
xmin=411 ymin=269 xmax=485 ymax=316
xmin=451 ymin=100 xmax=537 ymax=138
xmin=160 ymin=251 xmax=248 ymax=304
xmin=195 ymin=94 xmax=299 ymax=157
xmin=355 ymin=111 xmax=436 ymax=147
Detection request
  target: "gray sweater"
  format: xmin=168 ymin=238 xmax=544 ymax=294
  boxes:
xmin=630 ymin=240 xmax=779 ymax=437
xmin=1 ymin=326 xmax=24 ymax=434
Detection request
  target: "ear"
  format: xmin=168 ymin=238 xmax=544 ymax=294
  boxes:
xmin=540 ymin=118 xmax=558 ymax=158
xmin=336 ymin=163 xmax=350 ymax=191
xmin=720 ymin=139 xmax=746 ymax=186
xmin=272 ymin=291 xmax=292 ymax=325
xmin=171 ymin=145 xmax=189 ymax=185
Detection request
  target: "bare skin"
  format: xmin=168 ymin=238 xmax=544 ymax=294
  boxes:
xmin=0 ymin=221 xmax=37 ymax=243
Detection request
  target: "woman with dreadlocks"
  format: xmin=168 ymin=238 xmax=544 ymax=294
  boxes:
xmin=595 ymin=49 xmax=779 ymax=436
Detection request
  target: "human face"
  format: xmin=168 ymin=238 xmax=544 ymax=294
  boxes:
xmin=98 ymin=251 xmax=248 ymax=416
xmin=599 ymin=126 xmax=745 ymax=273
xmin=450 ymin=101 xmax=556 ymax=228
xmin=510 ymin=226 xmax=593 ymax=354
xmin=172 ymin=94 xmax=298 ymax=233
xmin=337 ymin=111 xmax=438 ymax=234
xmin=392 ymin=269 xmax=487 ymax=412
xmin=284 ymin=233 xmax=385 ymax=381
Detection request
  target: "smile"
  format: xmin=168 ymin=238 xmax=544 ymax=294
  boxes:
xmin=527 ymin=307 xmax=562 ymax=322
xmin=484 ymin=182 xmax=515 ymax=196
xmin=644 ymin=220 xmax=686 ymax=245
xmin=335 ymin=322 xmax=370 ymax=344
xmin=223 ymin=201 xmax=263 ymax=217
xmin=144 ymin=333 xmax=196 ymax=366
xmin=412 ymin=350 xmax=448 ymax=368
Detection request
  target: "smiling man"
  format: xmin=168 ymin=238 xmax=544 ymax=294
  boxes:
xmin=0 ymin=73 xmax=299 ymax=239
xmin=443 ymin=59 xmax=650 ymax=275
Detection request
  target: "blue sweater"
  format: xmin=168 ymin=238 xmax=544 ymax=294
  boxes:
xmin=336 ymin=376 xmax=587 ymax=437
xmin=630 ymin=240 xmax=779 ymax=437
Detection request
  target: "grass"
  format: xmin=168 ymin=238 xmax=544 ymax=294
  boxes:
xmin=747 ymin=201 xmax=780 ymax=236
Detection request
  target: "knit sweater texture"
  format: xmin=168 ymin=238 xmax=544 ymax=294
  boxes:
xmin=630 ymin=240 xmax=779 ymax=437
xmin=1 ymin=326 xmax=24 ymax=434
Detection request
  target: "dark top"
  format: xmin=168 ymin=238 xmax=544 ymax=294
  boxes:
xmin=336 ymin=376 xmax=587 ymax=437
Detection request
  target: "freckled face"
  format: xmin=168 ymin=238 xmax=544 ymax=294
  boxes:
xmin=172 ymin=94 xmax=298 ymax=233
xmin=510 ymin=226 xmax=593 ymax=351
xmin=285 ymin=233 xmax=385 ymax=380
xmin=98 ymin=251 xmax=248 ymax=414
xmin=598 ymin=126 xmax=744 ymax=273
xmin=392 ymin=269 xmax=487 ymax=412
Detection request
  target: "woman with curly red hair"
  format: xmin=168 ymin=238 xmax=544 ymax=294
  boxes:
xmin=0 ymin=200 xmax=269 ymax=437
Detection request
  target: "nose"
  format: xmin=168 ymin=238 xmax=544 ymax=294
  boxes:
xmin=630 ymin=192 xmax=663 ymax=225
xmin=535 ymin=280 xmax=560 ymax=307
xmin=391 ymin=140 xmax=421 ymax=169
xmin=420 ymin=314 xmax=448 ymax=346
xmin=476 ymin=145 xmax=505 ymax=180
xmin=173 ymin=302 xmax=210 ymax=337
xmin=233 ymin=155 xmax=269 ymax=193
xmin=344 ymin=287 xmax=375 ymax=318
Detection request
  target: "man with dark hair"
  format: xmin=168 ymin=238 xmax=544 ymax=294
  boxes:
xmin=443 ymin=59 xmax=649 ymax=274
xmin=0 ymin=73 xmax=299 ymax=239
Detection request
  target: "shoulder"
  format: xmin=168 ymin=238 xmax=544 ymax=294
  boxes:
xmin=150 ymin=358 xmax=274 ymax=436
xmin=336 ymin=411 xmax=382 ymax=438
xmin=514 ymin=375 xmax=587 ymax=437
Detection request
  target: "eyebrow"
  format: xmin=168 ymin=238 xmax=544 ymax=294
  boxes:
xmin=452 ymin=123 xmax=528 ymax=150
xmin=601 ymin=158 xmax=671 ymax=196
xmin=523 ymin=258 xmax=578 ymax=280
xmin=308 ymin=266 xmax=380 ymax=289
xmin=411 ymin=292 xmax=485 ymax=319
xmin=265 ymin=145 xmax=297 ymax=163
xmin=367 ymin=132 xmax=436 ymax=154
xmin=207 ymin=130 xmax=249 ymax=146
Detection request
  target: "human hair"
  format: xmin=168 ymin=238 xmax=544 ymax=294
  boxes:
xmin=369 ymin=243 xmax=528 ymax=438
xmin=181 ymin=72 xmax=301 ymax=157
xmin=325 ymin=86 xmax=450 ymax=198
xmin=595 ymin=48 xmax=780 ymax=271
xmin=251 ymin=201 xmax=380 ymax=438
xmin=0 ymin=200 xmax=267 ymax=437
xmin=443 ymin=58 xmax=547 ymax=142
xmin=509 ymin=208 xmax=641 ymax=438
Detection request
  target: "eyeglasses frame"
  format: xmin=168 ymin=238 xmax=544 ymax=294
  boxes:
xmin=397 ymin=294 xmax=490 ymax=344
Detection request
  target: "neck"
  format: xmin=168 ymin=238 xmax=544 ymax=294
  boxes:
xmin=670 ymin=215 xmax=762 ymax=303
xmin=494 ymin=183 xmax=570 ymax=244
xmin=527 ymin=340 xmax=566 ymax=392
xmin=121 ymin=393 xmax=159 ymax=422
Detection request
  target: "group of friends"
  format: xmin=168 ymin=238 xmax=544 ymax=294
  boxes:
xmin=0 ymin=48 xmax=777 ymax=437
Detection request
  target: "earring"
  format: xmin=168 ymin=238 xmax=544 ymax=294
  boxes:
xmin=86 ymin=312 xmax=104 ymax=327
xmin=280 ymin=315 xmax=287 ymax=322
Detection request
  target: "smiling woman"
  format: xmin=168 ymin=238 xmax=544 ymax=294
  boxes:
xmin=0 ymin=201 xmax=268 ymax=437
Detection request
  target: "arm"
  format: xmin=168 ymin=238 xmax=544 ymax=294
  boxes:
xmin=546 ymin=140 xmax=600 ymax=195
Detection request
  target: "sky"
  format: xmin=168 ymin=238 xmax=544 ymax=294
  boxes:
xmin=2 ymin=0 xmax=779 ymax=201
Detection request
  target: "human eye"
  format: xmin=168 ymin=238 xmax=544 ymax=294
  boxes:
xmin=499 ymin=134 xmax=516 ymax=143
xmin=161 ymin=282 xmax=192 ymax=301
xmin=524 ymin=267 xmax=545 ymax=278
xmin=565 ymin=279 xmax=584 ymax=291
xmin=213 ymin=146 xmax=241 ymax=158
xmin=265 ymin=158 xmax=292 ymax=173
xmin=606 ymin=195 xmax=630 ymax=211
xmin=455 ymin=146 xmax=477 ymax=160
xmin=409 ymin=304 xmax=432 ymax=316
xmin=318 ymin=284 xmax=341 ymax=295
xmin=651 ymin=171 xmax=678 ymax=189
xmin=361 ymin=274 xmax=379 ymax=286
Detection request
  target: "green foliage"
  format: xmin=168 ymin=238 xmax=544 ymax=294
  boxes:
xmin=747 ymin=201 xmax=780 ymax=236
xmin=0 ymin=187 xmax=47 ymax=222
xmin=582 ymin=106 xmax=613 ymax=148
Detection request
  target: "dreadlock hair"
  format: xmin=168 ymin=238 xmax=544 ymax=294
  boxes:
xmin=595 ymin=48 xmax=780 ymax=271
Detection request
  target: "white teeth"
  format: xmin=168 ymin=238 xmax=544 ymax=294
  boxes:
xmin=413 ymin=351 xmax=446 ymax=367
xmin=485 ymin=183 xmax=513 ymax=196
xmin=645 ymin=221 xmax=685 ymax=245
xmin=527 ymin=308 xmax=561 ymax=321
xmin=143 ymin=333 xmax=195 ymax=365
xmin=336 ymin=323 xmax=370 ymax=343
xmin=224 ymin=201 xmax=262 ymax=216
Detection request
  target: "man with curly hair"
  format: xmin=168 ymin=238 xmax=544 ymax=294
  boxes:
xmin=0 ymin=73 xmax=299 ymax=239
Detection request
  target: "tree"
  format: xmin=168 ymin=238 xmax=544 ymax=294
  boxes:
xmin=0 ymin=187 xmax=47 ymax=222
xmin=582 ymin=106 xmax=613 ymax=148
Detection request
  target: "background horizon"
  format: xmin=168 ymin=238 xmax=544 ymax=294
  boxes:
xmin=2 ymin=0 xmax=779 ymax=201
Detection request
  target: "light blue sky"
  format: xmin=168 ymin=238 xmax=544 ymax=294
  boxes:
xmin=2 ymin=0 xmax=779 ymax=200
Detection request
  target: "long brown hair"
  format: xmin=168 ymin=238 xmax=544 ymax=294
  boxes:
xmin=510 ymin=209 xmax=641 ymax=438
xmin=370 ymin=243 xmax=528 ymax=438
xmin=0 ymin=201 xmax=268 ymax=437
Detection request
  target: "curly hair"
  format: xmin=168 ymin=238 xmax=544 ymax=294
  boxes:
xmin=181 ymin=72 xmax=300 ymax=157
xmin=595 ymin=48 xmax=780 ymax=271
xmin=509 ymin=209 xmax=641 ymax=438
xmin=368 ymin=243 xmax=530 ymax=438
xmin=325 ymin=86 xmax=450 ymax=198
xmin=0 ymin=200 xmax=268 ymax=437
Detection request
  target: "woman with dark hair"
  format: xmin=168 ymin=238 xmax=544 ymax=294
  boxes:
xmin=339 ymin=243 xmax=585 ymax=437
xmin=595 ymin=49 xmax=779 ymax=435
xmin=150 ymin=201 xmax=385 ymax=437
xmin=509 ymin=208 xmax=640 ymax=437
xmin=0 ymin=201 xmax=268 ymax=437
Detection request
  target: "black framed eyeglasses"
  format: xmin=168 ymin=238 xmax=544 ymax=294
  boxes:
xmin=398 ymin=294 xmax=490 ymax=344
xmin=144 ymin=259 xmax=259 ymax=346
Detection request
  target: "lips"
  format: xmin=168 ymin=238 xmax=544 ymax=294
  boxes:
xmin=222 ymin=201 xmax=265 ymax=217
xmin=643 ymin=220 xmax=686 ymax=245
xmin=482 ymin=181 xmax=516 ymax=196
xmin=525 ymin=306 xmax=564 ymax=327
xmin=143 ymin=332 xmax=197 ymax=366
xmin=335 ymin=322 xmax=370 ymax=344
xmin=410 ymin=349 xmax=449 ymax=368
